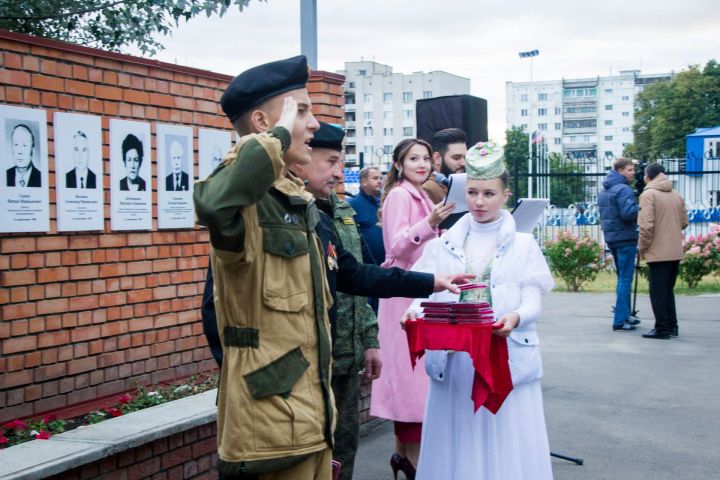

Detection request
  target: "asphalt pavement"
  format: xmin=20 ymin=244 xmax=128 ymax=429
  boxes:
xmin=353 ymin=291 xmax=720 ymax=479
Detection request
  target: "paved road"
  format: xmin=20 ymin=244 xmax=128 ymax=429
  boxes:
xmin=354 ymin=292 xmax=720 ymax=479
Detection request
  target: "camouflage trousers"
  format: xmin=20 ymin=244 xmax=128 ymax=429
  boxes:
xmin=331 ymin=371 xmax=360 ymax=480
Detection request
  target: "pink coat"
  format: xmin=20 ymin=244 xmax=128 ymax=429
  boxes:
xmin=370 ymin=181 xmax=438 ymax=422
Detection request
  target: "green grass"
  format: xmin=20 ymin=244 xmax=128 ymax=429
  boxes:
xmin=553 ymin=271 xmax=720 ymax=295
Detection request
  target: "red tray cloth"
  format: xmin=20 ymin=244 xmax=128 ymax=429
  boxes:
xmin=405 ymin=320 xmax=513 ymax=413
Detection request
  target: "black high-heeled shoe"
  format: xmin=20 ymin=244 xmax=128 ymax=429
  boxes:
xmin=390 ymin=453 xmax=416 ymax=480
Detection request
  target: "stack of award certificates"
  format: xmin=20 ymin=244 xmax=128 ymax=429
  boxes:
xmin=420 ymin=284 xmax=495 ymax=324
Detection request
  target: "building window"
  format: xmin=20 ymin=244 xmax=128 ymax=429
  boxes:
xmin=605 ymin=88 xmax=613 ymax=94
xmin=622 ymin=127 xmax=630 ymax=132
xmin=383 ymin=145 xmax=393 ymax=154
xmin=348 ymin=82 xmax=355 ymax=88
xmin=364 ymin=145 xmax=374 ymax=155
xmin=605 ymin=135 xmax=613 ymax=141
xmin=364 ymin=112 xmax=373 ymax=120
xmin=383 ymin=92 xmax=392 ymax=103
xmin=383 ymin=111 xmax=392 ymax=120
xmin=423 ymin=90 xmax=432 ymax=99
xmin=622 ymin=111 xmax=630 ymax=117
xmin=538 ymin=123 xmax=548 ymax=131
xmin=403 ymin=127 xmax=413 ymax=136
xmin=363 ymin=94 xmax=372 ymax=103
xmin=364 ymin=127 xmax=373 ymax=136
xmin=554 ymin=123 xmax=561 ymax=130
xmin=383 ymin=128 xmax=393 ymax=136
xmin=605 ymin=104 xmax=613 ymax=110
xmin=538 ymin=93 xmax=548 ymax=101
xmin=521 ymin=124 xmax=528 ymax=130
xmin=605 ymin=151 xmax=613 ymax=157
xmin=554 ymin=138 xmax=562 ymax=145
xmin=563 ymin=88 xmax=597 ymax=98
xmin=521 ymin=109 xmax=528 ymax=117
xmin=622 ymin=95 xmax=630 ymax=101
xmin=345 ymin=112 xmax=355 ymax=121
xmin=404 ymin=110 xmax=413 ymax=119
xmin=564 ymin=105 xmax=597 ymax=114
xmin=583 ymin=135 xmax=592 ymax=142
xmin=538 ymin=108 xmax=547 ymax=116
xmin=520 ymin=94 xmax=528 ymax=102
xmin=555 ymin=107 xmax=562 ymax=115
xmin=358 ymin=69 xmax=367 ymax=76
xmin=604 ymin=120 xmax=613 ymax=126
xmin=564 ymin=119 xmax=597 ymax=129
xmin=403 ymin=92 xmax=412 ymax=103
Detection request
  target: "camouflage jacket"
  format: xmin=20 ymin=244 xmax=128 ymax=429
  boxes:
xmin=331 ymin=194 xmax=380 ymax=375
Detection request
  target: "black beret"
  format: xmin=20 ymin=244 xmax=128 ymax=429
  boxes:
xmin=310 ymin=122 xmax=345 ymax=152
xmin=221 ymin=55 xmax=309 ymax=123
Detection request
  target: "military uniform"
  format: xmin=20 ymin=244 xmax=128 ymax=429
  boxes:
xmin=194 ymin=126 xmax=335 ymax=477
xmin=329 ymin=194 xmax=378 ymax=480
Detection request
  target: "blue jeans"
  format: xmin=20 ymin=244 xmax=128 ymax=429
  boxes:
xmin=610 ymin=244 xmax=637 ymax=327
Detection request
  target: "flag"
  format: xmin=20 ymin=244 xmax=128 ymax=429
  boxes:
xmin=531 ymin=131 xmax=543 ymax=144
xmin=518 ymin=49 xmax=540 ymax=58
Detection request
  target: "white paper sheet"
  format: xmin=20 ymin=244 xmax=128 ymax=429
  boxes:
xmin=511 ymin=198 xmax=549 ymax=233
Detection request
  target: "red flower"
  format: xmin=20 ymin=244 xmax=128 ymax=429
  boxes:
xmin=106 ymin=408 xmax=123 ymax=417
xmin=117 ymin=394 xmax=132 ymax=405
xmin=0 ymin=436 xmax=8 ymax=444
xmin=34 ymin=431 xmax=51 ymax=440
xmin=4 ymin=420 xmax=27 ymax=430
xmin=42 ymin=414 xmax=57 ymax=424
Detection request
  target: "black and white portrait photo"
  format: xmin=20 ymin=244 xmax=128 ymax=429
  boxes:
xmin=198 ymin=128 xmax=232 ymax=180
xmin=110 ymin=119 xmax=152 ymax=231
xmin=54 ymin=112 xmax=104 ymax=231
xmin=0 ymin=105 xmax=49 ymax=233
xmin=156 ymin=123 xmax=194 ymax=229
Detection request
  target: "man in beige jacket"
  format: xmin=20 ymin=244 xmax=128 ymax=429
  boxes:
xmin=638 ymin=163 xmax=689 ymax=339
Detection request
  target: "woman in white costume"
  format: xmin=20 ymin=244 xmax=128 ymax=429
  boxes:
xmin=405 ymin=142 xmax=554 ymax=480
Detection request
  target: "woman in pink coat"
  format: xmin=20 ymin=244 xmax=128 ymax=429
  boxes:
xmin=370 ymin=138 xmax=455 ymax=478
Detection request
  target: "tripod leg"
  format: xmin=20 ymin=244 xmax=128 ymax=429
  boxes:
xmin=550 ymin=451 xmax=584 ymax=465
xmin=631 ymin=251 xmax=640 ymax=317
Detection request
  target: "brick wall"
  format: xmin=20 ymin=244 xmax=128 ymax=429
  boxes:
xmin=47 ymin=423 xmax=218 ymax=480
xmin=0 ymin=29 xmax=345 ymax=423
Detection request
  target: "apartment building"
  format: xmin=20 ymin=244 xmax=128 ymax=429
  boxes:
xmin=506 ymin=70 xmax=672 ymax=170
xmin=339 ymin=60 xmax=470 ymax=169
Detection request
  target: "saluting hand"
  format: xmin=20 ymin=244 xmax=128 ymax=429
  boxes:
xmin=276 ymin=95 xmax=298 ymax=134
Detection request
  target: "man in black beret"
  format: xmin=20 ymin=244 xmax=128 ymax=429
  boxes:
xmin=195 ymin=57 xmax=473 ymax=480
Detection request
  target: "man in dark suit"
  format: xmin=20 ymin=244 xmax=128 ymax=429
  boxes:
xmin=6 ymin=123 xmax=42 ymax=188
xmin=66 ymin=131 xmax=97 ymax=189
xmin=164 ymin=139 xmax=190 ymax=191
xmin=119 ymin=133 xmax=146 ymax=191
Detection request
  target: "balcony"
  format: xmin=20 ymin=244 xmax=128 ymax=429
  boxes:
xmin=563 ymin=111 xmax=597 ymax=120
xmin=563 ymin=127 xmax=597 ymax=135
xmin=344 ymin=103 xmax=356 ymax=112
xmin=345 ymin=120 xmax=356 ymax=128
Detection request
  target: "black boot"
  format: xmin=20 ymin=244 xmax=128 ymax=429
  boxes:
xmin=642 ymin=329 xmax=670 ymax=339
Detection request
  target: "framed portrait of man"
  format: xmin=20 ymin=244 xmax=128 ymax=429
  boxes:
xmin=110 ymin=119 xmax=152 ymax=231
xmin=54 ymin=112 xmax=104 ymax=231
xmin=198 ymin=128 xmax=233 ymax=181
xmin=0 ymin=105 xmax=49 ymax=232
xmin=156 ymin=123 xmax=194 ymax=229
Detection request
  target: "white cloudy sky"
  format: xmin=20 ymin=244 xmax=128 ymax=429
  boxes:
xmin=145 ymin=0 xmax=720 ymax=139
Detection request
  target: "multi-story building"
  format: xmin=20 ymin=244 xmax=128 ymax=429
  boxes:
xmin=339 ymin=61 xmax=470 ymax=169
xmin=506 ymin=70 xmax=673 ymax=170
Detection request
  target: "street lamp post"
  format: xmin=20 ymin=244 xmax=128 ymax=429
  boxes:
xmin=519 ymin=49 xmax=540 ymax=198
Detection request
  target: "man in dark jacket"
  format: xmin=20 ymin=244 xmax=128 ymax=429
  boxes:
xmin=598 ymin=157 xmax=640 ymax=331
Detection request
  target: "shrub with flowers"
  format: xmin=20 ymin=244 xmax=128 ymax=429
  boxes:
xmin=0 ymin=372 xmax=218 ymax=449
xmin=544 ymin=230 xmax=609 ymax=292
xmin=679 ymin=224 xmax=720 ymax=288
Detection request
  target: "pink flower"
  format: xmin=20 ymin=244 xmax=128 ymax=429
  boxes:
xmin=687 ymin=246 xmax=701 ymax=255
xmin=479 ymin=148 xmax=488 ymax=156
xmin=34 ymin=431 xmax=51 ymax=440
xmin=117 ymin=394 xmax=132 ymax=405
xmin=0 ymin=436 xmax=8 ymax=445
xmin=4 ymin=420 xmax=27 ymax=431
xmin=42 ymin=415 xmax=56 ymax=424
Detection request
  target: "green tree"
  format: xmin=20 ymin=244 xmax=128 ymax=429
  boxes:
xmin=0 ymin=0 xmax=260 ymax=55
xmin=627 ymin=59 xmax=720 ymax=159
xmin=504 ymin=126 xmax=530 ymax=204
xmin=548 ymin=152 xmax=585 ymax=207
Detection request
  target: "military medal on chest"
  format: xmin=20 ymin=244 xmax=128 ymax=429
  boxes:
xmin=326 ymin=242 xmax=339 ymax=271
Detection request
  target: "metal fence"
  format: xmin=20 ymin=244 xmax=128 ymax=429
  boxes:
xmin=513 ymin=155 xmax=720 ymax=246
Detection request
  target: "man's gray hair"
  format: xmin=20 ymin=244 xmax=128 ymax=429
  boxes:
xmin=359 ymin=166 xmax=380 ymax=182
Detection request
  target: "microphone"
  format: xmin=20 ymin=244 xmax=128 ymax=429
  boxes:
xmin=434 ymin=172 xmax=450 ymax=187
